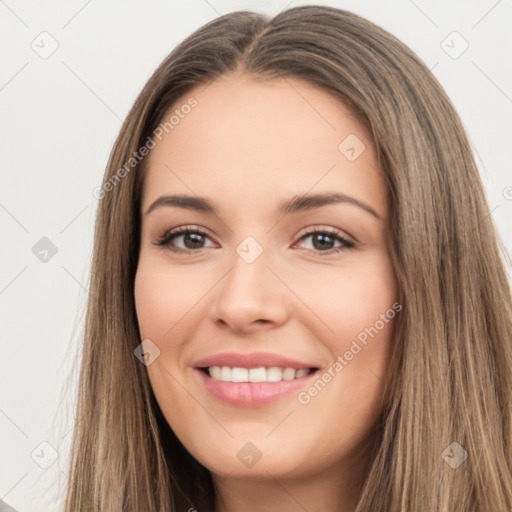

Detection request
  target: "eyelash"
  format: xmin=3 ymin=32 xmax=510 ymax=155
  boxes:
xmin=153 ymin=225 xmax=355 ymax=256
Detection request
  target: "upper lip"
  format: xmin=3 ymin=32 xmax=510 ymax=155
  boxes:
xmin=193 ymin=351 xmax=319 ymax=370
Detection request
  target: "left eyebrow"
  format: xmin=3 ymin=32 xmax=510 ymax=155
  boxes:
xmin=144 ymin=192 xmax=381 ymax=219
xmin=279 ymin=192 xmax=381 ymax=219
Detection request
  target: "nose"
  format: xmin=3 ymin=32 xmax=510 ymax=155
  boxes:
xmin=210 ymin=244 xmax=290 ymax=335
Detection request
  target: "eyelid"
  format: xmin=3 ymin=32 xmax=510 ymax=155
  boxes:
xmin=153 ymin=224 xmax=216 ymax=249
xmin=295 ymin=225 xmax=355 ymax=244
xmin=293 ymin=226 xmax=355 ymax=255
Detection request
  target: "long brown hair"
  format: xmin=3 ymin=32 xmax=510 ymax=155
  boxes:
xmin=62 ymin=5 xmax=512 ymax=510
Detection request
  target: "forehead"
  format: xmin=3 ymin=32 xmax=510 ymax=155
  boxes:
xmin=140 ymin=72 xmax=387 ymax=219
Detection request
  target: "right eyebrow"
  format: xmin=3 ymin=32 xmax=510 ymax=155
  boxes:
xmin=145 ymin=195 xmax=218 ymax=216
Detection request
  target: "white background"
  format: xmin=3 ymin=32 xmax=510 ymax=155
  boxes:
xmin=1 ymin=1 xmax=511 ymax=510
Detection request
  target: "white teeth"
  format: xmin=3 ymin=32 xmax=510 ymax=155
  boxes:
xmin=248 ymin=367 xmax=267 ymax=382
xmin=207 ymin=366 xmax=313 ymax=382
xmin=220 ymin=366 xmax=231 ymax=381
xmin=295 ymin=368 xmax=309 ymax=378
xmin=231 ymin=367 xmax=249 ymax=382
xmin=282 ymin=368 xmax=296 ymax=380
xmin=210 ymin=366 xmax=222 ymax=380
xmin=267 ymin=367 xmax=283 ymax=382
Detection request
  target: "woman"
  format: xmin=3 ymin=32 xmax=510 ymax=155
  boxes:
xmin=64 ymin=5 xmax=512 ymax=511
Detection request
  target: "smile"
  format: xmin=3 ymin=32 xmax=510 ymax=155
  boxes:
xmin=192 ymin=351 xmax=320 ymax=407
xmin=205 ymin=366 xmax=314 ymax=382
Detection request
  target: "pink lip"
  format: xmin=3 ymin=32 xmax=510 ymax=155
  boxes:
xmin=192 ymin=351 xmax=318 ymax=370
xmin=194 ymin=367 xmax=318 ymax=407
xmin=192 ymin=351 xmax=320 ymax=408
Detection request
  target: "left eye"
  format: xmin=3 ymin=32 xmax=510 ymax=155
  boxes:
xmin=295 ymin=229 xmax=354 ymax=255
xmin=153 ymin=227 xmax=355 ymax=255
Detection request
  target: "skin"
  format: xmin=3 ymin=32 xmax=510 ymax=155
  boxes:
xmin=134 ymin=71 xmax=399 ymax=512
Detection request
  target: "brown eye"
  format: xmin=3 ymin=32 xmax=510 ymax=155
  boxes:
xmin=295 ymin=228 xmax=355 ymax=255
xmin=154 ymin=227 xmax=215 ymax=253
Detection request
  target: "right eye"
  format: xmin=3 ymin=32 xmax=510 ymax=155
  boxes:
xmin=153 ymin=226 xmax=216 ymax=253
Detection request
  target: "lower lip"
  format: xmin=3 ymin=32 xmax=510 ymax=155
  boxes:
xmin=194 ymin=368 xmax=317 ymax=407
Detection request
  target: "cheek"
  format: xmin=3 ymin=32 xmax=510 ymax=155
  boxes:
xmin=133 ymin=261 xmax=206 ymax=428
xmin=133 ymin=259 xmax=218 ymax=409
xmin=290 ymin=296 xmax=398 ymax=462
xmin=134 ymin=259 xmax=211 ymax=340
xmin=292 ymin=252 xmax=398 ymax=410
xmin=295 ymin=251 xmax=398 ymax=348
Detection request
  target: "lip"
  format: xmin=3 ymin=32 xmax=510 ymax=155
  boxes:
xmin=192 ymin=351 xmax=320 ymax=408
xmin=192 ymin=351 xmax=318 ymax=370
xmin=194 ymin=367 xmax=318 ymax=407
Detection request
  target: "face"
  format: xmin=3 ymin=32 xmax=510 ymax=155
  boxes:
xmin=134 ymin=72 xmax=399 ymax=484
